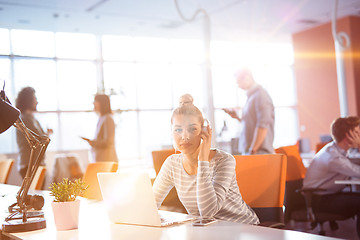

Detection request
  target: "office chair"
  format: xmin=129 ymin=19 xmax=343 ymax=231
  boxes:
xmin=52 ymin=154 xmax=83 ymax=183
xmin=29 ymin=166 xmax=46 ymax=190
xmin=0 ymin=159 xmax=14 ymax=184
xmin=234 ymin=154 xmax=287 ymax=228
xmin=151 ymin=149 xmax=187 ymax=213
xmin=275 ymin=144 xmax=348 ymax=236
xmin=82 ymin=162 xmax=118 ymax=201
xmin=275 ymin=144 xmax=307 ymax=223
xmin=297 ymin=188 xmax=350 ymax=235
xmin=152 ymin=149 xmax=177 ymax=176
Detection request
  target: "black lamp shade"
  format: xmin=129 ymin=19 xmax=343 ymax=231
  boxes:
xmin=0 ymin=98 xmax=20 ymax=134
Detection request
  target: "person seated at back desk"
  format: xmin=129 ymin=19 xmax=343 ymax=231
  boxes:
xmin=152 ymin=103 xmax=259 ymax=224
xmin=303 ymin=116 xmax=360 ymax=238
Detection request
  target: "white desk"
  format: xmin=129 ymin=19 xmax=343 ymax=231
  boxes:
xmin=334 ymin=180 xmax=360 ymax=185
xmin=1 ymin=184 xmax=339 ymax=240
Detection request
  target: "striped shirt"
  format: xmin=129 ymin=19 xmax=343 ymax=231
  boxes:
xmin=153 ymin=149 xmax=259 ymax=224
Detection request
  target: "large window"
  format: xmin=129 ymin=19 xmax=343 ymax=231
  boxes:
xmin=11 ymin=29 xmax=55 ymax=57
xmin=13 ymin=59 xmax=57 ymax=111
xmin=55 ymin=32 xmax=97 ymax=60
xmin=0 ymin=28 xmax=298 ymax=167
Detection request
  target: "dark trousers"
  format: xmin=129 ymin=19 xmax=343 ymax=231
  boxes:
xmin=314 ymin=192 xmax=360 ymax=238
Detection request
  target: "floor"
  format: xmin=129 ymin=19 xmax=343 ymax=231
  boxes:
xmin=284 ymin=218 xmax=358 ymax=240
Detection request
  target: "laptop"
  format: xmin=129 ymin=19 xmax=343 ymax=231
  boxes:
xmin=97 ymin=171 xmax=196 ymax=227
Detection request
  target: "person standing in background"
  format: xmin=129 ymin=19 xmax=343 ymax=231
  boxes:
xmin=224 ymin=67 xmax=274 ymax=155
xmin=81 ymin=94 xmax=118 ymax=162
xmin=15 ymin=87 xmax=52 ymax=179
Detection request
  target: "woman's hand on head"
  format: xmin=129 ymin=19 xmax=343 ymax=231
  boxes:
xmin=198 ymin=125 xmax=212 ymax=162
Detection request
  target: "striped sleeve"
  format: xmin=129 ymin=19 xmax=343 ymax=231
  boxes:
xmin=196 ymin=156 xmax=235 ymax=218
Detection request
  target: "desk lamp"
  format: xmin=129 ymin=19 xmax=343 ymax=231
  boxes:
xmin=1 ymin=85 xmax=50 ymax=233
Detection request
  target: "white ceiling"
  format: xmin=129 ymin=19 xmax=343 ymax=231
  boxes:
xmin=0 ymin=0 xmax=359 ymax=43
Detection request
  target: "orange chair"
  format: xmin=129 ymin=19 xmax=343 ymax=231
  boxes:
xmin=0 ymin=159 xmax=14 ymax=184
xmin=29 ymin=166 xmax=46 ymax=190
xmin=234 ymin=154 xmax=287 ymax=224
xmin=151 ymin=149 xmax=186 ymax=213
xmin=275 ymin=144 xmax=306 ymax=182
xmin=82 ymin=162 xmax=118 ymax=201
xmin=275 ymin=144 xmax=307 ymax=223
xmin=152 ymin=149 xmax=177 ymax=176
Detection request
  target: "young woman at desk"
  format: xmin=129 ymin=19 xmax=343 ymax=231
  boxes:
xmin=153 ymin=104 xmax=259 ymax=224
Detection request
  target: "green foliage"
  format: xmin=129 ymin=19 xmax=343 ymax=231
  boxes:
xmin=49 ymin=178 xmax=88 ymax=202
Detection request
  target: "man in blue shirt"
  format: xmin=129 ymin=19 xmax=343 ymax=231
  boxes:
xmin=304 ymin=116 xmax=360 ymax=238
xmin=224 ymin=68 xmax=274 ymax=155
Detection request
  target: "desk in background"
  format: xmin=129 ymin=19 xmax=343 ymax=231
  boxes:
xmin=335 ymin=179 xmax=360 ymax=192
xmin=335 ymin=180 xmax=360 ymax=185
xmin=300 ymin=150 xmax=360 ymax=169
xmin=1 ymin=184 xmax=339 ymax=240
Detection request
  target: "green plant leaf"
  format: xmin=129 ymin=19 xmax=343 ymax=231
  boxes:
xmin=49 ymin=178 xmax=88 ymax=202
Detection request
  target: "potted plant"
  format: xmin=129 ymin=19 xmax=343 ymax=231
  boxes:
xmin=49 ymin=178 xmax=88 ymax=231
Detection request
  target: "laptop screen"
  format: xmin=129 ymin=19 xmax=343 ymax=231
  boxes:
xmin=98 ymin=171 xmax=162 ymax=226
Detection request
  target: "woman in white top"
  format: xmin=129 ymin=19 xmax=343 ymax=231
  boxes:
xmin=152 ymin=104 xmax=259 ymax=224
xmin=81 ymin=94 xmax=118 ymax=162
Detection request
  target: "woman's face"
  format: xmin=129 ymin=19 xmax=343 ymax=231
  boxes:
xmin=172 ymin=114 xmax=202 ymax=154
xmin=30 ymin=94 xmax=38 ymax=111
xmin=93 ymin=100 xmax=100 ymax=113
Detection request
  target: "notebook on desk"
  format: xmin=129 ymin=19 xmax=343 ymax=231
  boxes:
xmin=97 ymin=171 xmax=196 ymax=227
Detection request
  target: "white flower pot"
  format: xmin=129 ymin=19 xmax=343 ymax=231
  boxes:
xmin=51 ymin=199 xmax=80 ymax=231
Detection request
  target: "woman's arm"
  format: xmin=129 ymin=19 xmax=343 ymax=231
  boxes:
xmin=196 ymin=154 xmax=235 ymax=218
